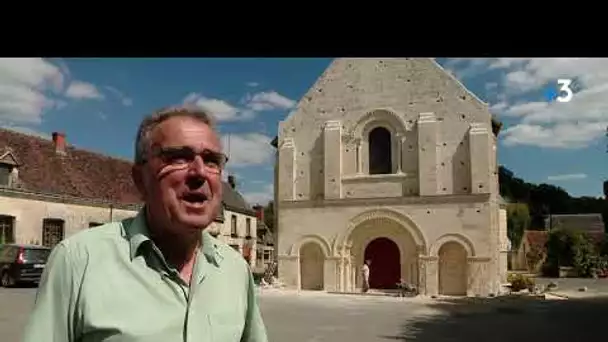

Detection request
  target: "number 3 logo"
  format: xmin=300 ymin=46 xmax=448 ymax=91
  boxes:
xmin=556 ymin=79 xmax=573 ymax=103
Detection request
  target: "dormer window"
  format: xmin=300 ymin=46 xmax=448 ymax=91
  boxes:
xmin=0 ymin=164 xmax=10 ymax=186
xmin=0 ymin=149 xmax=20 ymax=187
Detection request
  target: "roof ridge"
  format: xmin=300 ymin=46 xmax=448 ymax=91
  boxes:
xmin=0 ymin=127 xmax=134 ymax=165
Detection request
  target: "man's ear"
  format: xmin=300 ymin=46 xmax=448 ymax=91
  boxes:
xmin=131 ymin=165 xmax=147 ymax=200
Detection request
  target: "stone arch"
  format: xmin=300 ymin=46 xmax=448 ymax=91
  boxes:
xmin=429 ymin=233 xmax=475 ymax=257
xmin=335 ymin=209 xmax=427 ymax=291
xmin=290 ymin=234 xmax=331 ymax=257
xmin=334 ymin=209 xmax=427 ymax=255
xmin=437 ymin=241 xmax=468 ymax=296
xmin=352 ymin=109 xmax=408 ymax=175
xmin=299 ymin=242 xmax=325 ymax=290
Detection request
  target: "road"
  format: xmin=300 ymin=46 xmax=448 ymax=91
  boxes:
xmin=2 ymin=285 xmax=608 ymax=341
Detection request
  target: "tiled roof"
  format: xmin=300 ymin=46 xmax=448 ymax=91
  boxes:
xmin=524 ymin=230 xmax=549 ymax=250
xmin=0 ymin=128 xmax=140 ymax=205
xmin=0 ymin=128 xmax=254 ymax=214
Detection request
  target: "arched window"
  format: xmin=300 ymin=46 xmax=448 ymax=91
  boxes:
xmin=369 ymin=127 xmax=392 ymax=174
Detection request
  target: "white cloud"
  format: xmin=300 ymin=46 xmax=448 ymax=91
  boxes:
xmin=65 ymin=80 xmax=103 ymax=100
xmin=246 ymin=82 xmax=259 ymax=87
xmin=105 ymin=86 xmax=133 ymax=106
xmin=183 ymin=90 xmax=295 ymax=122
xmin=547 ymin=173 xmax=587 ymax=181
xmin=242 ymin=183 xmax=273 ymax=206
xmin=0 ymin=58 xmax=66 ymax=124
xmin=245 ymin=91 xmax=296 ymax=111
xmin=221 ymin=132 xmax=275 ymax=167
xmin=447 ymin=58 xmax=608 ymax=149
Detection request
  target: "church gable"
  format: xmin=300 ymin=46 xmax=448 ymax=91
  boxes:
xmin=275 ymin=58 xmax=496 ymax=202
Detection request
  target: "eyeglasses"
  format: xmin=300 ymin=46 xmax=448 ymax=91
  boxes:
xmin=144 ymin=146 xmax=228 ymax=174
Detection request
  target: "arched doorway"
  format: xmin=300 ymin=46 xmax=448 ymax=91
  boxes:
xmin=364 ymin=237 xmax=401 ymax=289
xmin=369 ymin=127 xmax=392 ymax=174
xmin=438 ymin=241 xmax=468 ymax=295
xmin=300 ymin=242 xmax=325 ymax=290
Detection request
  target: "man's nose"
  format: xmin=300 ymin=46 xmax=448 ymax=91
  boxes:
xmin=185 ymin=156 xmax=208 ymax=189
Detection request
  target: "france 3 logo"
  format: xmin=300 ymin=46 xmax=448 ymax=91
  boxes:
xmin=545 ymin=79 xmax=574 ymax=103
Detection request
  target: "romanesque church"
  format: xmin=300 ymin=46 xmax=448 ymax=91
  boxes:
xmin=272 ymin=58 xmax=508 ymax=296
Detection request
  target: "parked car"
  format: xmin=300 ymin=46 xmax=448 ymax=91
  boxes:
xmin=0 ymin=244 xmax=52 ymax=287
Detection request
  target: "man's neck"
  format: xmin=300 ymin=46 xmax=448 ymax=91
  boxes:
xmin=145 ymin=210 xmax=201 ymax=273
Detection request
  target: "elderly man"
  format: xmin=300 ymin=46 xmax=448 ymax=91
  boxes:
xmin=22 ymin=107 xmax=268 ymax=341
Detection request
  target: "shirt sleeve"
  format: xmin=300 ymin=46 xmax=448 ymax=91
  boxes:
xmin=22 ymin=242 xmax=83 ymax=342
xmin=241 ymin=270 xmax=268 ymax=342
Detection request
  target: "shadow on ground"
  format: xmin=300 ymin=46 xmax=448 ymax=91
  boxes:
xmin=381 ymin=295 xmax=608 ymax=341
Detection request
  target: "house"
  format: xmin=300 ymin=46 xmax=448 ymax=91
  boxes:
xmin=271 ymin=58 xmax=508 ymax=296
xmin=511 ymin=214 xmax=606 ymax=272
xmin=0 ymin=128 xmax=258 ymax=267
xmin=251 ymin=204 xmax=275 ymax=273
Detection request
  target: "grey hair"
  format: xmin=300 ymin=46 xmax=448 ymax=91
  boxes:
xmin=134 ymin=105 xmax=217 ymax=164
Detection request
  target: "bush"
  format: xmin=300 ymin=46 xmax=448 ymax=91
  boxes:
xmin=544 ymin=229 xmax=604 ymax=278
xmin=508 ymin=273 xmax=535 ymax=292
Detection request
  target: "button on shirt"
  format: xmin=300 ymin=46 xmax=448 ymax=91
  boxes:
xmin=22 ymin=210 xmax=268 ymax=342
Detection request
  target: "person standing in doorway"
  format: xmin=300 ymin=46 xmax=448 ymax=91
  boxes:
xmin=362 ymin=259 xmax=371 ymax=293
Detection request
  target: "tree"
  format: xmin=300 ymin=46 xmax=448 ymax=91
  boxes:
xmin=506 ymin=203 xmax=531 ymax=249
xmin=263 ymin=200 xmax=274 ymax=232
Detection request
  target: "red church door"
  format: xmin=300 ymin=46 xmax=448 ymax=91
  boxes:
xmin=364 ymin=237 xmax=401 ymax=289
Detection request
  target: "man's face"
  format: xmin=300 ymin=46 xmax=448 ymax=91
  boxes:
xmin=133 ymin=116 xmax=225 ymax=233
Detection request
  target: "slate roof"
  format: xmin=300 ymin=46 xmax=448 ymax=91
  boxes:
xmin=0 ymin=128 xmax=254 ymax=215
xmin=545 ymin=214 xmax=605 ymax=233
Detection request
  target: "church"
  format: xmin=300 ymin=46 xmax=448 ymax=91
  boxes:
xmin=271 ymin=58 xmax=508 ymax=297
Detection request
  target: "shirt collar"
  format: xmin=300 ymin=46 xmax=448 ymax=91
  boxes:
xmin=123 ymin=207 xmax=224 ymax=266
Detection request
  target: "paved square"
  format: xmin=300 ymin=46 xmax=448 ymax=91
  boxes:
xmin=2 ymin=286 xmax=608 ymax=341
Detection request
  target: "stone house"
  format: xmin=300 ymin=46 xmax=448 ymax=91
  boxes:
xmin=272 ymin=58 xmax=508 ymax=296
xmin=252 ymin=204 xmax=275 ymax=273
xmin=0 ymin=128 xmax=258 ymax=266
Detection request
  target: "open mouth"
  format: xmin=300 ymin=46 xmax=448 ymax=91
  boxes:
xmin=182 ymin=192 xmax=208 ymax=205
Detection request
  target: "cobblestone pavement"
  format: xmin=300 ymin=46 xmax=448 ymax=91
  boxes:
xmin=2 ymin=286 xmax=608 ymax=341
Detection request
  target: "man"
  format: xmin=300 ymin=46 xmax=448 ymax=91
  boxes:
xmin=22 ymin=106 xmax=268 ymax=341
xmin=361 ymin=259 xmax=370 ymax=293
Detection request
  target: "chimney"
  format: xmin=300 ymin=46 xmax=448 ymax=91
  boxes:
xmin=228 ymin=175 xmax=236 ymax=189
xmin=52 ymin=132 xmax=66 ymax=155
xmin=253 ymin=205 xmax=264 ymax=221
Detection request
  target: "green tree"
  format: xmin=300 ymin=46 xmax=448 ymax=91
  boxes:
xmin=506 ymin=203 xmax=530 ymax=249
xmin=263 ymin=201 xmax=274 ymax=232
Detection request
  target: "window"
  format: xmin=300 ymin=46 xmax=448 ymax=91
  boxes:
xmin=246 ymin=218 xmax=251 ymax=237
xmin=231 ymin=215 xmax=237 ymax=237
xmin=42 ymin=218 xmax=64 ymax=248
xmin=368 ymin=126 xmax=392 ymax=174
xmin=0 ymin=215 xmax=15 ymax=244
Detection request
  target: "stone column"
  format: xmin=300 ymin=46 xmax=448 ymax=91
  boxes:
xmin=418 ymin=256 xmax=438 ymax=296
xmin=417 ymin=112 xmax=438 ymax=196
xmin=278 ymin=138 xmax=296 ymax=201
xmin=469 ymin=123 xmax=491 ymax=194
xmin=395 ymin=133 xmax=403 ymax=173
xmin=324 ymin=120 xmax=342 ymax=199
xmin=356 ymin=140 xmax=362 ymax=174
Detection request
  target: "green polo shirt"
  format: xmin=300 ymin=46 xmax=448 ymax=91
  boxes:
xmin=22 ymin=209 xmax=268 ymax=342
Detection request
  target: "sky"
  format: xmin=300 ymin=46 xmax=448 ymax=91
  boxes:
xmin=0 ymin=57 xmax=606 ymax=205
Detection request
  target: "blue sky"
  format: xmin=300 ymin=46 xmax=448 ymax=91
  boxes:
xmin=0 ymin=58 xmax=606 ymax=204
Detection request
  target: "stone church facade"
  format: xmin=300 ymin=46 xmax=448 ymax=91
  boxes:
xmin=272 ymin=58 xmax=508 ymax=297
